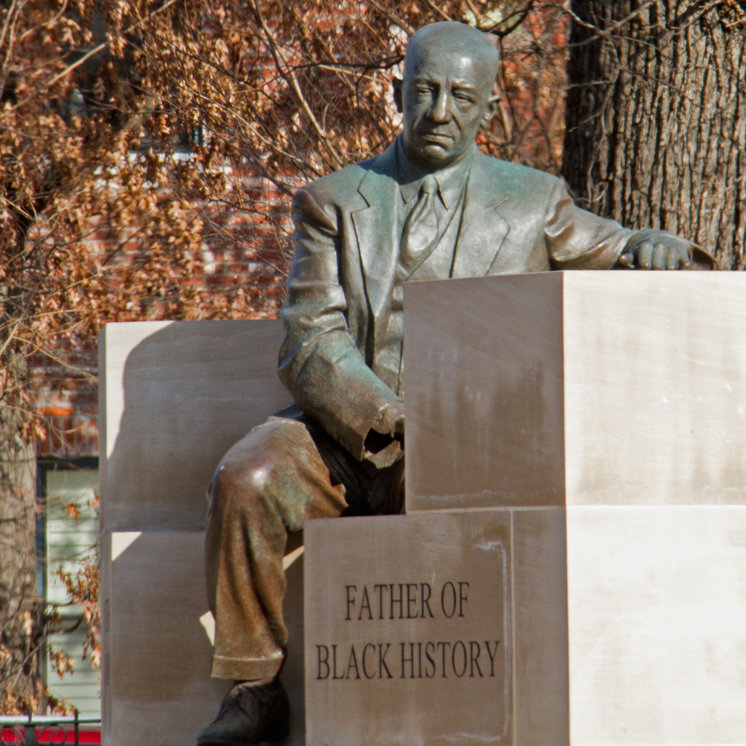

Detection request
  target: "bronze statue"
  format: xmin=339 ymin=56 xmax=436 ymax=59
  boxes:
xmin=197 ymin=21 xmax=708 ymax=746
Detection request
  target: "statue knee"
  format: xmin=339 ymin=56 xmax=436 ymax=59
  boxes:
xmin=206 ymin=420 xmax=304 ymax=522
xmin=208 ymin=457 xmax=273 ymax=517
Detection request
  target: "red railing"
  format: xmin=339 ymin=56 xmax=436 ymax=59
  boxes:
xmin=0 ymin=715 xmax=101 ymax=744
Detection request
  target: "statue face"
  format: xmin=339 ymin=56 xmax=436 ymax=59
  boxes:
xmin=397 ymin=42 xmax=494 ymax=171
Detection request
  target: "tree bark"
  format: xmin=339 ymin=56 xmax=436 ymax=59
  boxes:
xmin=563 ymin=0 xmax=746 ymax=269
xmin=0 ymin=313 xmax=42 ymax=710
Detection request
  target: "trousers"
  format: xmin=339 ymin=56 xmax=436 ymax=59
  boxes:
xmin=205 ymin=412 xmax=405 ymax=681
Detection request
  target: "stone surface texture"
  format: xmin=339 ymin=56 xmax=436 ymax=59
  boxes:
xmin=99 ymin=319 xmax=288 ymax=531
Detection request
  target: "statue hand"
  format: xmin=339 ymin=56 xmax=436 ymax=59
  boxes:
xmin=372 ymin=400 xmax=405 ymax=444
xmin=618 ymin=230 xmax=693 ymax=270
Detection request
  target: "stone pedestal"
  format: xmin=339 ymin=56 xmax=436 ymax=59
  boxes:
xmin=99 ymin=320 xmax=304 ymax=746
xmin=304 ymin=272 xmax=746 ymax=745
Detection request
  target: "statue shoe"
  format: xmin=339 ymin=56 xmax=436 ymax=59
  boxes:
xmin=196 ymin=679 xmax=290 ymax=745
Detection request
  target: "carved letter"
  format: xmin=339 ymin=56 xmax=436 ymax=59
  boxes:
xmin=420 ymin=582 xmax=434 ymax=618
xmin=345 ymin=585 xmax=356 ymax=621
xmin=345 ymin=644 xmax=361 ymax=680
xmin=451 ymin=640 xmax=467 ymax=678
xmin=362 ymin=643 xmax=377 ymax=680
xmin=424 ymin=641 xmax=437 ymax=678
xmin=378 ymin=642 xmax=393 ymax=679
xmin=458 ymin=581 xmax=470 ymax=618
xmin=484 ymin=640 xmax=500 ymax=677
xmin=469 ymin=640 xmax=483 ymax=678
xmin=441 ymin=581 xmax=457 ymax=618
xmin=316 ymin=645 xmax=330 ymax=680
xmin=358 ymin=585 xmax=372 ymax=620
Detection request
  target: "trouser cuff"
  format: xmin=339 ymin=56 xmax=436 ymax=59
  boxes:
xmin=210 ymin=651 xmax=284 ymax=681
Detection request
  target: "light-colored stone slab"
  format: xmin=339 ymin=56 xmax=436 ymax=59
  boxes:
xmin=99 ymin=319 xmax=288 ymax=531
xmin=404 ymin=272 xmax=746 ymax=510
xmin=566 ymin=505 xmax=746 ymax=745
xmin=101 ymin=529 xmax=305 ymax=746
xmin=304 ymin=512 xmax=513 ymax=746
xmin=562 ymin=272 xmax=746 ymax=506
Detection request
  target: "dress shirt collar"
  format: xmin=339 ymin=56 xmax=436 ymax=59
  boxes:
xmin=395 ymin=137 xmax=475 ymax=210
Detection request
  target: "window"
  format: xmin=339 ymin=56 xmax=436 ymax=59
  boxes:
xmin=38 ymin=459 xmax=100 ymax=719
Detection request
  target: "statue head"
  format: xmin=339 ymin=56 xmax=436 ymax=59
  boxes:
xmin=393 ymin=22 xmax=500 ymax=172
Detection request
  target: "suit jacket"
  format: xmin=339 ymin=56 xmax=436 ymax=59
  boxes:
xmin=278 ymin=140 xmax=633 ymax=462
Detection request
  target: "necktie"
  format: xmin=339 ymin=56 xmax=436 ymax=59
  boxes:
xmin=400 ymin=174 xmax=440 ymax=269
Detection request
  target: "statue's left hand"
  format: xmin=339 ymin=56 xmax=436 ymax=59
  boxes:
xmin=617 ymin=231 xmax=692 ymax=270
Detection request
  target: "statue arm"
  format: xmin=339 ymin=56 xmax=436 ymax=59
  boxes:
xmin=279 ymin=186 xmax=403 ymax=461
xmin=544 ymin=179 xmax=716 ymax=270
xmin=543 ymin=179 xmax=632 ymax=269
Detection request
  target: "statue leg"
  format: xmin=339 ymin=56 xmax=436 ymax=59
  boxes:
xmin=204 ymin=416 xmax=348 ymax=682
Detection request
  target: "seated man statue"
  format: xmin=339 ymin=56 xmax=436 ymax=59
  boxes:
xmin=197 ymin=20 xmax=708 ymax=746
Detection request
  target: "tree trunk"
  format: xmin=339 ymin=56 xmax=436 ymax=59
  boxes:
xmin=0 ymin=321 xmax=42 ymax=710
xmin=563 ymin=0 xmax=746 ymax=270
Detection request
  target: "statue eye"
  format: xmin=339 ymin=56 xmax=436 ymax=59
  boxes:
xmin=453 ymin=90 xmax=474 ymax=103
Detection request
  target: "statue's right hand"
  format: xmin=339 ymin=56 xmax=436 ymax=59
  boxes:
xmin=372 ymin=400 xmax=405 ymax=443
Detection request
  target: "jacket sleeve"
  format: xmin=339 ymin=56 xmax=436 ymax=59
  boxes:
xmin=544 ymin=178 xmax=632 ymax=268
xmin=542 ymin=179 xmax=714 ymax=269
xmin=278 ymin=184 xmax=402 ymax=461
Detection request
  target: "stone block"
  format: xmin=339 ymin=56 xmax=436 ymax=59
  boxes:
xmin=101 ymin=529 xmax=305 ymax=746
xmin=303 ymin=503 xmax=746 ymax=745
xmin=565 ymin=505 xmax=746 ymax=745
xmin=99 ymin=319 xmax=288 ymax=531
xmin=404 ymin=272 xmax=746 ymax=510
xmin=304 ymin=512 xmax=518 ymax=746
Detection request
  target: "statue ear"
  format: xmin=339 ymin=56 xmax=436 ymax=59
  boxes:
xmin=393 ymin=77 xmax=403 ymax=113
xmin=481 ymin=92 xmax=500 ymax=128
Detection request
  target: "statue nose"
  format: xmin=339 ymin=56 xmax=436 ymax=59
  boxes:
xmin=430 ymin=91 xmax=449 ymax=122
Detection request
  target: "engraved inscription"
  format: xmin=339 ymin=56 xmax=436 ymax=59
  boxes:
xmin=314 ymin=578 xmax=502 ymax=683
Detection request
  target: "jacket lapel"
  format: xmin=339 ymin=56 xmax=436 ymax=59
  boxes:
xmin=351 ymin=145 xmax=512 ymax=310
xmin=452 ymin=151 xmax=510 ymax=278
xmin=351 ymin=143 xmax=400 ymax=320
